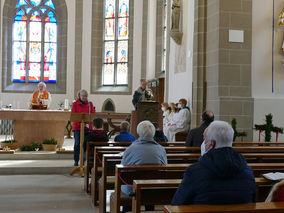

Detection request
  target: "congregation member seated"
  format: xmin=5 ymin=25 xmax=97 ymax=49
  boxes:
xmin=85 ymin=118 xmax=109 ymax=146
xmin=29 ymin=82 xmax=52 ymax=109
xmin=171 ymin=120 xmax=256 ymax=205
xmin=164 ymin=98 xmax=191 ymax=142
xmin=266 ymin=179 xmax=284 ymax=202
xmin=121 ymin=120 xmax=168 ymax=212
xmin=153 ymin=122 xmax=168 ymax=142
xmin=185 ymin=110 xmax=214 ymax=147
xmin=114 ymin=121 xmax=135 ymax=142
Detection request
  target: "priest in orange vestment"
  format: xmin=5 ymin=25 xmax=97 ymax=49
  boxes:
xmin=29 ymin=82 xmax=52 ymax=108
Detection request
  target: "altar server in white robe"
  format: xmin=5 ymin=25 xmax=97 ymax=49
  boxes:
xmin=165 ymin=99 xmax=191 ymax=142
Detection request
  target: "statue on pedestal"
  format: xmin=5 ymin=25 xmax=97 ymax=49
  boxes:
xmin=170 ymin=0 xmax=183 ymax=45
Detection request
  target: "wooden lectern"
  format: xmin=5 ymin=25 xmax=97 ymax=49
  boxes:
xmin=70 ymin=112 xmax=95 ymax=177
xmin=130 ymin=101 xmax=163 ymax=138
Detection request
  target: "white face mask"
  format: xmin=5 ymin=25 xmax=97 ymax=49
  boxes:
xmin=162 ymin=107 xmax=166 ymax=111
xmin=178 ymin=104 xmax=182 ymax=108
xmin=201 ymin=141 xmax=207 ymax=156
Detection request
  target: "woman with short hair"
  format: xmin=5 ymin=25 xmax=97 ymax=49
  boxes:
xmin=71 ymin=89 xmax=95 ymax=166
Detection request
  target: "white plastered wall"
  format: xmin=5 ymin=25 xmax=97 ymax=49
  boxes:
xmin=0 ymin=0 xmax=76 ymax=110
xmin=252 ymin=0 xmax=284 ymax=141
xmin=167 ymin=0 xmax=194 ymax=108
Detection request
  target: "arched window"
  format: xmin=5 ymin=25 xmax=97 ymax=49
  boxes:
xmin=12 ymin=0 xmax=57 ymax=83
xmin=103 ymin=0 xmax=129 ymax=86
xmin=2 ymin=0 xmax=67 ymax=93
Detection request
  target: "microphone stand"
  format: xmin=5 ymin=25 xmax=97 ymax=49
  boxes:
xmin=88 ymin=101 xmax=91 ymax=132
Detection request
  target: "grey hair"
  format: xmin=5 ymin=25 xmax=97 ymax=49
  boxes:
xmin=120 ymin=121 xmax=130 ymax=132
xmin=38 ymin=82 xmax=46 ymax=88
xmin=137 ymin=120 xmax=155 ymax=139
xmin=77 ymin=89 xmax=88 ymax=98
xmin=140 ymin=79 xmax=147 ymax=84
xmin=206 ymin=120 xmax=234 ymax=148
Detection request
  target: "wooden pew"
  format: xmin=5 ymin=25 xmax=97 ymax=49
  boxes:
xmin=131 ymin=178 xmax=273 ymax=213
xmin=110 ymin=164 xmax=189 ymax=213
xmin=84 ymin=142 xmax=131 ymax=193
xmin=85 ymin=141 xmax=186 ymax=192
xmin=163 ymin=202 xmax=284 ymax=213
xmin=109 ymin=163 xmax=284 ymax=213
xmin=98 ymin=153 xmax=203 ymax=213
xmin=88 ymin=146 xmax=200 ymax=199
xmin=88 ymin=145 xmax=284 ymax=198
xmin=233 ymin=142 xmax=284 ymax=146
xmin=97 ymin=153 xmax=284 ymax=211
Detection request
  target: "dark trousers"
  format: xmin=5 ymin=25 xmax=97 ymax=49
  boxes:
xmin=73 ymin=130 xmax=88 ymax=163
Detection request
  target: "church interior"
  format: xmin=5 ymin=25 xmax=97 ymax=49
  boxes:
xmin=1 ymin=0 xmax=284 ymax=212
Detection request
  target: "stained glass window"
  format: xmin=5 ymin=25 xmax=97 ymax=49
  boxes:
xmin=12 ymin=0 xmax=57 ymax=83
xmin=103 ymin=0 xmax=129 ymax=85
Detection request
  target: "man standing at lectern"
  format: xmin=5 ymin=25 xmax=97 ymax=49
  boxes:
xmin=132 ymin=79 xmax=153 ymax=109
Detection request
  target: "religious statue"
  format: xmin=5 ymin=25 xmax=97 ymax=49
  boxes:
xmin=171 ymin=0 xmax=181 ymax=31
xmin=170 ymin=0 xmax=183 ymax=45
xmin=278 ymin=11 xmax=284 ymax=51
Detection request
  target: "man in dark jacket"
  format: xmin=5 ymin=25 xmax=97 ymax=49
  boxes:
xmin=172 ymin=121 xmax=256 ymax=205
xmin=185 ymin=110 xmax=214 ymax=147
xmin=132 ymin=79 xmax=153 ymax=109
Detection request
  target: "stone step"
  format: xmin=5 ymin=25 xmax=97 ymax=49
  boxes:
xmin=0 ymin=151 xmax=73 ymax=160
xmin=0 ymin=160 xmax=76 ymax=175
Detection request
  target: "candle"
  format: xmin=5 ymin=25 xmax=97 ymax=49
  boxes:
xmin=64 ymin=99 xmax=69 ymax=109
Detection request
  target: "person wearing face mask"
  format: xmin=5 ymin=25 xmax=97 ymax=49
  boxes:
xmin=171 ymin=121 xmax=256 ymax=205
xmin=71 ymin=89 xmax=95 ymax=166
xmin=185 ymin=110 xmax=214 ymax=147
xmin=164 ymin=98 xmax=191 ymax=142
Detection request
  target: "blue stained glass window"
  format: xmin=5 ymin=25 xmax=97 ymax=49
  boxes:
xmin=31 ymin=0 xmax=41 ymax=6
xmin=44 ymin=0 xmax=55 ymax=9
xmin=45 ymin=11 xmax=57 ymax=22
xmin=12 ymin=0 xmax=58 ymax=83
xmin=40 ymin=8 xmax=47 ymax=14
xmin=16 ymin=0 xmax=28 ymax=8
xmin=25 ymin=7 xmax=32 ymax=14
xmin=15 ymin=10 xmax=27 ymax=21
xmin=103 ymin=0 xmax=129 ymax=85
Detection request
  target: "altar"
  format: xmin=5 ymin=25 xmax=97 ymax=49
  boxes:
xmin=0 ymin=109 xmax=71 ymax=148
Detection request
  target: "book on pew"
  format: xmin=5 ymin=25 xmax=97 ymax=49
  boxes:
xmin=263 ymin=172 xmax=284 ymax=181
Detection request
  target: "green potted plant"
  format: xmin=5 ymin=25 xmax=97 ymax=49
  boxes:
xmin=1 ymin=139 xmax=18 ymax=150
xmin=42 ymin=138 xmax=58 ymax=151
xmin=20 ymin=142 xmax=42 ymax=151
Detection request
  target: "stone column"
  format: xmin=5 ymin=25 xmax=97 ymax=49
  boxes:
xmin=193 ymin=0 xmax=253 ymax=141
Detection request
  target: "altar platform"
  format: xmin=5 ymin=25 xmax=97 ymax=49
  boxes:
xmin=0 ymin=109 xmax=72 ymax=148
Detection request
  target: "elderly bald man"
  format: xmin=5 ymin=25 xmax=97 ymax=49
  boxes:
xmin=121 ymin=120 xmax=168 ymax=212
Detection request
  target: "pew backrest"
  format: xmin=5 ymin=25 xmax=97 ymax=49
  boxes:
xmin=164 ymin=202 xmax=284 ymax=213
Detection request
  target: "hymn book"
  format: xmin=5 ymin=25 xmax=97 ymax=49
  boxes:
xmin=263 ymin=172 xmax=284 ymax=181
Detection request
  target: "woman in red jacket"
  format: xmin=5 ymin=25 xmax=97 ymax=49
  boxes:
xmin=71 ymin=89 xmax=95 ymax=166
